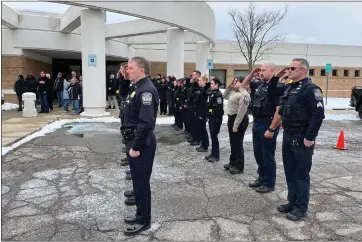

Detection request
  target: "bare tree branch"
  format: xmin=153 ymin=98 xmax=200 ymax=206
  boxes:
xmin=228 ymin=3 xmax=289 ymax=71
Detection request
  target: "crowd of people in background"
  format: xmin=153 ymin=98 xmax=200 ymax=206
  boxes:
xmin=13 ymin=70 xmax=83 ymax=114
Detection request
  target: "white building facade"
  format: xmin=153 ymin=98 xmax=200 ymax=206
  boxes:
xmin=2 ymin=1 xmax=362 ymax=109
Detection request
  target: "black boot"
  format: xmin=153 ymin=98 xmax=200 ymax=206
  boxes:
xmin=229 ymin=166 xmax=243 ymax=174
xmin=124 ymin=190 xmax=134 ymax=198
xmin=125 ymin=197 xmax=136 ymax=206
xmin=249 ymin=177 xmax=263 ymax=188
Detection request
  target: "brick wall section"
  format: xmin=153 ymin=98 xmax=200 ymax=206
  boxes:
xmin=1 ymin=56 xmax=52 ymax=89
xmin=150 ymin=61 xmax=362 ymax=98
xmin=3 ymin=94 xmax=18 ymax=103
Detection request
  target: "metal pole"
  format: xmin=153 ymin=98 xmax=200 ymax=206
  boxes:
xmin=325 ymin=72 xmax=329 ymax=105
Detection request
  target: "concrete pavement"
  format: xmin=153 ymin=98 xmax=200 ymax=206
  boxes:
xmin=1 ymin=119 xmax=362 ymax=240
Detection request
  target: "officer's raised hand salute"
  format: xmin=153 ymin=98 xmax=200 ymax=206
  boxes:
xmin=122 ymin=57 xmax=159 ymax=236
xmin=277 ymin=58 xmax=325 ymax=221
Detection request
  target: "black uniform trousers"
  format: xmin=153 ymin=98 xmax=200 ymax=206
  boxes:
xmin=182 ymin=108 xmax=189 ymax=133
xmin=208 ymin=116 xmax=223 ymax=158
xmin=282 ymin=130 xmax=313 ymax=213
xmin=196 ymin=117 xmax=209 ymax=149
xmin=175 ymin=107 xmax=183 ymax=129
xmin=160 ymin=101 xmax=167 ymax=115
xmin=188 ymin=109 xmax=197 ymax=140
xmin=252 ymin=120 xmax=279 ymax=188
xmin=227 ymin=114 xmax=249 ymax=170
xmin=126 ymin=132 xmax=157 ymax=225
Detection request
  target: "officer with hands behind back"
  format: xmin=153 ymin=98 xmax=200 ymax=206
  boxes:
xmin=122 ymin=56 xmax=159 ymax=235
xmin=276 ymin=58 xmax=325 ymax=221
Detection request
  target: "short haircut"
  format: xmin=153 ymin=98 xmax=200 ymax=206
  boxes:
xmin=193 ymin=70 xmax=201 ymax=76
xmin=293 ymin=58 xmax=309 ymax=71
xmin=120 ymin=62 xmax=128 ymax=67
xmin=129 ymin=57 xmax=151 ymax=75
xmin=237 ymin=76 xmax=245 ymax=83
xmin=212 ymin=77 xmax=221 ymax=86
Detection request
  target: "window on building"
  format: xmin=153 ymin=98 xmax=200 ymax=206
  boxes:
xmin=321 ymin=69 xmax=326 ymax=76
xmin=355 ymin=70 xmax=361 ymax=77
xmin=210 ymin=69 xmax=227 ymax=88
xmin=343 ymin=70 xmax=349 ymax=77
xmin=233 ymin=70 xmax=249 ymax=79
xmin=332 ymin=69 xmax=337 ymax=77
xmin=309 ymin=69 xmax=315 ymax=76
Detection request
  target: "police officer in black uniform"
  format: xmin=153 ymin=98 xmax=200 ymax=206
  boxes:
xmin=194 ymin=75 xmax=209 ymax=152
xmin=205 ymin=77 xmax=224 ymax=162
xmin=186 ymin=71 xmax=202 ymax=146
xmin=277 ymin=58 xmax=325 ymax=221
xmin=121 ymin=57 xmax=159 ymax=235
xmin=242 ymin=63 xmax=285 ymax=193
xmin=174 ymin=79 xmax=185 ymax=131
xmin=117 ymin=63 xmax=131 ymax=164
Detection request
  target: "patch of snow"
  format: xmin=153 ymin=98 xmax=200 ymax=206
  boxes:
xmin=2 ymin=102 xmax=19 ymax=111
xmin=1 ymin=116 xmax=121 ymax=156
xmin=156 ymin=115 xmax=254 ymax=125
xmin=80 ymin=111 xmax=110 ymax=117
xmin=324 ymin=98 xmax=351 ymax=110
xmin=325 ymin=114 xmax=360 ymax=121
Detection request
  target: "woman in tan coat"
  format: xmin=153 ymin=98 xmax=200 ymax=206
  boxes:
xmin=223 ymin=77 xmax=251 ymax=174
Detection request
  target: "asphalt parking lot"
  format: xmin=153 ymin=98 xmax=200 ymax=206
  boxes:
xmin=2 ymin=119 xmax=362 ymax=240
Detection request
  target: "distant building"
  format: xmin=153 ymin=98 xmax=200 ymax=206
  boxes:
xmin=2 ymin=3 xmax=361 ymax=108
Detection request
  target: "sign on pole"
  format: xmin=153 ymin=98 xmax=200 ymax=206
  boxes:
xmin=207 ymin=59 xmax=213 ymax=69
xmin=325 ymin=63 xmax=331 ymax=105
xmin=88 ymin=54 xmax=97 ymax=67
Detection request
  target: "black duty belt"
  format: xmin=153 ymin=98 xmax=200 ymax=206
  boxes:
xmin=254 ymin=117 xmax=272 ymax=123
xmin=284 ymin=126 xmax=307 ymax=134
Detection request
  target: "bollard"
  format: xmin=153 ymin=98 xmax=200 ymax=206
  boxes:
xmin=22 ymin=92 xmax=38 ymax=117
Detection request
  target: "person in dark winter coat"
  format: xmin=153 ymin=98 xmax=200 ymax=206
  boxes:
xmin=106 ymin=74 xmax=119 ymax=109
xmin=53 ymin=72 xmax=64 ymax=107
xmin=14 ymin=74 xmax=26 ymax=111
xmin=166 ymin=76 xmax=176 ymax=115
xmin=68 ymin=77 xmax=82 ymax=114
xmin=158 ymin=77 xmax=168 ymax=115
xmin=46 ymin=73 xmax=54 ymax=111
xmin=25 ymin=73 xmax=39 ymax=103
xmin=37 ymin=71 xmax=49 ymax=113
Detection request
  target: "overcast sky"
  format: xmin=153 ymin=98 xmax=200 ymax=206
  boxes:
xmin=4 ymin=1 xmax=362 ymax=46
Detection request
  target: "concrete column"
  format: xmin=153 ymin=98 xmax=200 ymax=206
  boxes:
xmin=167 ymin=27 xmax=184 ymax=78
xmin=196 ymin=41 xmax=211 ymax=78
xmin=80 ymin=9 xmax=107 ymax=116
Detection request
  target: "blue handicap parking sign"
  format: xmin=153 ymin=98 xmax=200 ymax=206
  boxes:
xmin=88 ymin=54 xmax=97 ymax=67
xmin=207 ymin=59 xmax=213 ymax=69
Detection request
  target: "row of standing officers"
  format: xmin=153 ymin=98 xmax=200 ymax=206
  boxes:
xmin=116 ymin=57 xmax=325 ymax=236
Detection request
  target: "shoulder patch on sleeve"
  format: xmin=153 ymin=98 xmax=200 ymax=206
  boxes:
xmin=313 ymin=88 xmax=323 ymax=101
xmin=141 ymin=92 xmax=152 ymax=105
xmin=217 ymin=97 xmax=223 ymax=104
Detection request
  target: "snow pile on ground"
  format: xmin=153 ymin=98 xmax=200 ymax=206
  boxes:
xmin=325 ymin=114 xmax=360 ymax=121
xmin=2 ymin=103 xmax=19 ymax=111
xmin=156 ymin=115 xmax=254 ymax=125
xmin=324 ymin=98 xmax=351 ymax=110
xmin=80 ymin=111 xmax=111 ymax=117
xmin=1 ymin=116 xmax=121 ymax=156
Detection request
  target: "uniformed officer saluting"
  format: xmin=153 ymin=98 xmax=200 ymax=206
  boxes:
xmin=122 ymin=57 xmax=159 ymax=235
xmin=277 ymin=58 xmax=325 ymax=221
xmin=204 ymin=77 xmax=224 ymax=162
xmin=242 ymin=63 xmax=285 ymax=193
